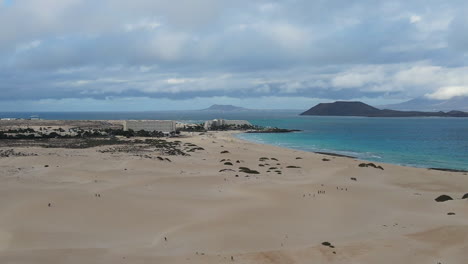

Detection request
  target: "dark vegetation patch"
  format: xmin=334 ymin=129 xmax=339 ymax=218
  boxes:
xmin=435 ymin=195 xmax=453 ymax=202
xmin=350 ymin=177 xmax=357 ymax=181
xmin=219 ymin=169 xmax=235 ymax=172
xmin=462 ymin=193 xmax=468 ymax=199
xmin=186 ymin=147 xmax=204 ymax=152
xmin=0 ymin=138 xmax=124 ymax=149
xmin=322 ymin=158 xmax=330 ymax=161
xmin=224 ymin=162 xmax=233 ymax=166
xmin=239 ymin=167 xmax=260 ymax=174
xmin=97 ymin=139 xmax=188 ymax=156
xmin=447 ymin=212 xmax=456 ymax=215
xmin=286 ymin=165 xmax=301 ymax=168
xmin=220 ymin=150 xmax=230 ymax=154
xmin=0 ymin=127 xmax=174 ymax=140
xmin=259 ymin=157 xmax=269 ymax=161
xmin=0 ymin=137 xmax=184 ymax=151
xmin=321 ymin=242 xmax=334 ymax=248
xmin=296 ymin=157 xmax=302 ymax=159
xmin=358 ymin=163 xmax=384 ymax=170
xmin=0 ymin=149 xmax=38 ymax=158
xmin=271 ymin=158 xmax=278 ymax=161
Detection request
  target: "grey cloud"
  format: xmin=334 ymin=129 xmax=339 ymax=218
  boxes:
xmin=1 ymin=0 xmax=468 ymax=104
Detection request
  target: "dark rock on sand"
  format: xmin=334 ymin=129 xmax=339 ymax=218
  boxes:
xmin=219 ymin=169 xmax=235 ymax=172
xmin=435 ymin=195 xmax=453 ymax=202
xmin=358 ymin=163 xmax=384 ymax=170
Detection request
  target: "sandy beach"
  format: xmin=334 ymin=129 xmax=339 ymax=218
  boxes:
xmin=0 ymin=131 xmax=467 ymax=263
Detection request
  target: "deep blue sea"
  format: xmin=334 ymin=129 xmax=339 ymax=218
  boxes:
xmin=1 ymin=111 xmax=467 ymax=171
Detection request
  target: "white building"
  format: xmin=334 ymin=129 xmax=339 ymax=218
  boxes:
xmin=204 ymin=119 xmax=251 ymax=130
xmin=123 ymin=120 xmax=176 ymax=133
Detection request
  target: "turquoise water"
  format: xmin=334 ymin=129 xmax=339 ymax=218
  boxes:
xmin=1 ymin=111 xmax=467 ymax=170
xmin=237 ymin=116 xmax=468 ymax=171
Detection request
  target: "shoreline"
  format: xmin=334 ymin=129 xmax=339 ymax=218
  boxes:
xmin=233 ymin=131 xmax=468 ymax=173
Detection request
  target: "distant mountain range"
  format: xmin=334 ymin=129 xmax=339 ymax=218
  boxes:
xmin=300 ymin=101 xmax=468 ymax=117
xmin=382 ymin=96 xmax=468 ymax=112
xmin=201 ymin=104 xmax=249 ymax=111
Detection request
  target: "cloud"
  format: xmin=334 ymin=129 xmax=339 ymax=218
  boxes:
xmin=124 ymin=18 xmax=161 ymax=32
xmin=426 ymin=86 xmax=468 ymax=100
xmin=15 ymin=40 xmax=42 ymax=52
xmin=410 ymin=15 xmax=422 ymax=24
xmin=0 ymin=0 xmax=467 ymax=109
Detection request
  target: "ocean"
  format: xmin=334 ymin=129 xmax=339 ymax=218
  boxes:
xmin=1 ymin=111 xmax=467 ymax=171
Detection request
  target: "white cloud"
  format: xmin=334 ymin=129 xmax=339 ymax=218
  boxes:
xmin=410 ymin=15 xmax=422 ymax=24
xmin=426 ymin=86 xmax=468 ymax=99
xmin=331 ymin=67 xmax=386 ymax=89
xmin=258 ymin=3 xmax=279 ymax=13
xmin=124 ymin=18 xmax=161 ymax=32
xmin=268 ymin=23 xmax=311 ymax=50
xmin=167 ymin=78 xmax=189 ymax=84
xmin=15 ymin=40 xmax=41 ymax=52
xmin=1 ymin=0 xmax=468 ymax=107
xmin=149 ymin=31 xmax=190 ymax=61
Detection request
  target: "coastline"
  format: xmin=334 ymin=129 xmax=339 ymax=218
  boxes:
xmin=234 ymin=131 xmax=468 ymax=172
xmin=0 ymin=130 xmax=467 ymax=263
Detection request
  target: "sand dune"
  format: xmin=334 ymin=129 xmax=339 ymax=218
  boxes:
xmin=0 ymin=131 xmax=467 ymax=263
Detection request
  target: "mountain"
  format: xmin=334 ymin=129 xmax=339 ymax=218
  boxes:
xmin=300 ymin=101 xmax=468 ymax=117
xmin=201 ymin=104 xmax=248 ymax=111
xmin=382 ymin=96 xmax=468 ymax=112
xmin=301 ymin=101 xmax=381 ymax=116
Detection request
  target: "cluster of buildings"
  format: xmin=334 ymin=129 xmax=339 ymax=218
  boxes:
xmin=203 ymin=119 xmax=251 ymax=130
xmin=122 ymin=119 xmax=251 ymax=133
xmin=1 ymin=115 xmax=40 ymax=121
xmin=0 ymin=119 xmax=251 ymax=136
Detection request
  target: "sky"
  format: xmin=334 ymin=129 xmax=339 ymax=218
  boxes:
xmin=1 ymin=0 xmax=468 ymax=111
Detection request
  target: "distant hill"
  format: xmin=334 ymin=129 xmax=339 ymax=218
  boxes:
xmin=300 ymin=101 xmax=468 ymax=117
xmin=201 ymin=104 xmax=249 ymax=111
xmin=301 ymin=101 xmax=381 ymax=116
xmin=382 ymin=96 xmax=468 ymax=112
